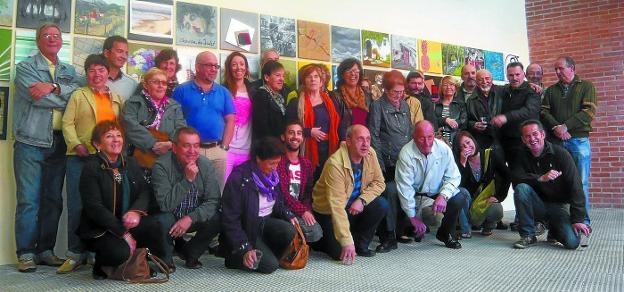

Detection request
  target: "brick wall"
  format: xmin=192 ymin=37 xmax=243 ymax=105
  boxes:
xmin=526 ymin=0 xmax=624 ymax=208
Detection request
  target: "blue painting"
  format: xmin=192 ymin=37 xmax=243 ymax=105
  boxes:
xmin=484 ymin=51 xmax=504 ymax=81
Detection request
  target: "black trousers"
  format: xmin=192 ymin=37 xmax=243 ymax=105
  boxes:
xmin=500 ymin=137 xmax=523 ymax=171
xmin=225 ymin=217 xmax=295 ymax=274
xmin=377 ymin=181 xmax=410 ymax=240
xmin=155 ymin=212 xmax=221 ymax=262
xmin=312 ymin=196 xmax=388 ymax=260
xmin=85 ymin=215 xmax=167 ymax=268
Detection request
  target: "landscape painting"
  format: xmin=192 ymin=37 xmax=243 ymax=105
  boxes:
xmin=14 ymin=29 xmax=70 ymax=64
xmin=72 ymin=37 xmax=105 ymax=75
xmin=442 ymin=43 xmax=465 ymax=76
xmin=464 ymin=47 xmax=485 ymax=70
xmin=484 ymin=50 xmax=504 ymax=81
xmin=175 ymin=2 xmax=217 ymax=48
xmin=331 ymin=26 xmax=360 ymax=63
xmin=391 ymin=35 xmax=418 ymax=71
xmin=297 ymin=20 xmax=330 ymax=62
xmin=128 ymin=0 xmax=173 ymax=44
xmin=220 ymin=8 xmax=259 ymax=53
xmin=260 ymin=15 xmax=296 ymax=58
xmin=0 ymin=29 xmax=11 ymax=80
xmin=126 ymin=42 xmax=169 ymax=80
xmin=16 ymin=0 xmax=72 ymax=32
xmin=361 ymin=30 xmax=390 ymax=68
xmin=0 ymin=0 xmax=14 ymax=27
xmin=418 ymin=40 xmax=442 ymax=74
xmin=74 ymin=0 xmax=125 ymax=37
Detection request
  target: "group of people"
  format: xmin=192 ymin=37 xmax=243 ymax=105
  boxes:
xmin=13 ymin=23 xmax=596 ymax=278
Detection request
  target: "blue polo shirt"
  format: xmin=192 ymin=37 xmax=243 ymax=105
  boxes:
xmin=173 ymin=80 xmax=235 ymax=142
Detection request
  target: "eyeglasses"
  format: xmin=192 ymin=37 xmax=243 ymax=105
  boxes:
xmin=198 ymin=63 xmax=221 ymax=70
xmin=390 ymin=90 xmax=404 ymax=96
xmin=147 ymin=80 xmax=168 ymax=86
xmin=443 ymin=84 xmax=456 ymax=88
xmin=345 ymin=69 xmax=360 ymax=76
xmin=42 ymin=33 xmax=61 ymax=40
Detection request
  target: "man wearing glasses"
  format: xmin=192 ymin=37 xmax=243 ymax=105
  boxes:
xmin=172 ymin=51 xmax=235 ymax=191
xmin=13 ymin=23 xmax=80 ymax=272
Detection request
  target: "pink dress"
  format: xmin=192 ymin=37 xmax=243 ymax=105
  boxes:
xmin=225 ymin=93 xmax=252 ymax=181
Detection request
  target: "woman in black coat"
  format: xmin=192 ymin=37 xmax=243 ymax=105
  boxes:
xmin=221 ymin=137 xmax=297 ymax=274
xmin=78 ymin=120 xmax=171 ymax=279
xmin=251 ymin=60 xmax=288 ymax=143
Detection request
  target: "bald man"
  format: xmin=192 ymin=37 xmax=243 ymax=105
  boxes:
xmin=466 ymin=69 xmax=505 ymax=149
xmin=312 ymin=125 xmax=388 ymax=264
xmin=456 ymin=64 xmax=477 ymax=103
xmin=172 ymin=51 xmax=235 ymax=190
xmin=395 ymin=121 xmax=468 ymax=249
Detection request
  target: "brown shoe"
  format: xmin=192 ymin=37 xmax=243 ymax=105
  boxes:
xmin=17 ymin=258 xmax=36 ymax=273
xmin=37 ymin=254 xmax=65 ymax=267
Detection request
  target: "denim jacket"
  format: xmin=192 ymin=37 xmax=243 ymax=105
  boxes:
xmin=14 ymin=53 xmax=80 ymax=147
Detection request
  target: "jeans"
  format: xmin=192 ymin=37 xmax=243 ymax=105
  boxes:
xmin=459 ymin=195 xmax=504 ymax=232
xmin=514 ymin=183 xmax=580 ymax=249
xmin=65 ymin=155 xmax=88 ymax=259
xmin=563 ymin=137 xmax=591 ymax=225
xmin=13 ymin=135 xmax=66 ymax=259
xmin=458 ymin=193 xmax=473 ymax=234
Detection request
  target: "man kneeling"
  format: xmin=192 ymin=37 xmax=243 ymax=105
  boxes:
xmin=512 ymin=120 xmax=590 ymax=249
xmin=312 ymin=125 xmax=388 ymax=265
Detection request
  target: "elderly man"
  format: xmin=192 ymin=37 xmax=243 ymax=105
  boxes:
xmin=526 ymin=63 xmax=544 ymax=89
xmin=312 ymin=125 xmax=388 ymax=264
xmin=491 ymin=62 xmax=540 ymax=168
xmin=102 ymin=35 xmax=137 ymax=101
xmin=541 ymin=56 xmax=596 ymax=227
xmin=152 ymin=127 xmax=221 ymax=270
xmin=13 ymin=23 xmax=80 ymax=272
xmin=405 ymin=70 xmax=435 ymax=127
xmin=455 ymin=64 xmax=477 ymax=103
xmin=395 ymin=120 xmax=468 ymax=249
xmin=466 ymin=69 xmax=504 ymax=149
xmin=511 ymin=120 xmax=590 ymax=249
xmin=173 ymin=51 xmax=235 ymax=190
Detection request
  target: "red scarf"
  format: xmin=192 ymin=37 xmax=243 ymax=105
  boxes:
xmin=304 ymin=91 xmax=340 ymax=168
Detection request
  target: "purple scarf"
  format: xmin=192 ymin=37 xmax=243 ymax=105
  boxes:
xmin=251 ymin=163 xmax=279 ymax=202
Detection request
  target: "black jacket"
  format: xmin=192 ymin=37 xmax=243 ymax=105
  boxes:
xmin=251 ymin=88 xmax=287 ymax=142
xmin=221 ymin=161 xmax=295 ymax=255
xmin=511 ymin=141 xmax=586 ymax=223
xmin=407 ymin=88 xmax=437 ymax=128
xmin=499 ymin=82 xmax=540 ymax=139
xmin=456 ymin=146 xmax=511 ymax=201
xmin=78 ymin=155 xmax=151 ymax=239
xmin=466 ymin=85 xmax=504 ymax=148
xmin=434 ymin=98 xmax=467 ymax=143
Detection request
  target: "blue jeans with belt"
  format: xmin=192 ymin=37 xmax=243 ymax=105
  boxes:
xmin=13 ymin=134 xmax=66 ymax=259
xmin=562 ymin=137 xmax=591 ymax=225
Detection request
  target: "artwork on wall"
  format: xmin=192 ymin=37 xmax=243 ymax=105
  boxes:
xmin=361 ymin=30 xmax=390 ymax=68
xmin=220 ymin=8 xmax=259 ymax=53
xmin=128 ymin=0 xmax=173 ymax=44
xmin=425 ymin=74 xmax=443 ymax=100
xmin=484 ymin=50 xmax=504 ymax=81
xmin=260 ymin=15 xmax=296 ymax=58
xmin=127 ymin=42 xmax=169 ymax=80
xmin=175 ymin=2 xmax=217 ymax=48
xmin=331 ymin=64 xmax=338 ymax=89
xmin=442 ymin=43 xmax=465 ymax=76
xmin=298 ymin=61 xmax=332 ymax=91
xmin=14 ymin=29 xmax=70 ymax=64
xmin=419 ymin=40 xmax=442 ymax=74
xmin=364 ymin=69 xmax=386 ymax=94
xmin=331 ymin=26 xmax=360 ymax=63
xmin=0 ymin=0 xmax=14 ymax=27
xmin=280 ymin=59 xmax=297 ymax=93
xmin=175 ymin=46 xmax=206 ymax=84
xmin=464 ymin=47 xmax=485 ymax=71
xmin=74 ymin=0 xmax=125 ymax=37
xmin=219 ymin=52 xmax=259 ymax=83
xmin=16 ymin=0 xmax=72 ymax=32
xmin=0 ymin=29 xmax=12 ymax=81
xmin=0 ymin=86 xmax=7 ymax=140
xmin=297 ymin=20 xmax=330 ymax=62
xmin=391 ymin=35 xmax=418 ymax=71
xmin=72 ymin=37 xmax=105 ymax=75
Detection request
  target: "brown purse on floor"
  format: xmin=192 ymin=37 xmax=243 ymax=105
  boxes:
xmin=279 ymin=222 xmax=309 ymax=270
xmin=102 ymin=248 xmax=169 ymax=283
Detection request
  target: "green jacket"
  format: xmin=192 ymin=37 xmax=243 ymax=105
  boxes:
xmin=541 ymin=75 xmax=596 ymax=138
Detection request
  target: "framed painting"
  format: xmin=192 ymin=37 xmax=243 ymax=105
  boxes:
xmin=16 ymin=0 xmax=72 ymax=32
xmin=128 ymin=0 xmax=173 ymax=44
xmin=297 ymin=20 xmax=330 ymax=62
xmin=75 ymin=0 xmax=126 ymax=37
xmin=175 ymin=2 xmax=217 ymax=48
xmin=0 ymin=29 xmax=12 ymax=80
xmin=0 ymin=86 xmax=8 ymax=140
xmin=418 ymin=40 xmax=442 ymax=74
xmin=219 ymin=52 xmax=259 ymax=83
xmin=14 ymin=29 xmax=70 ymax=64
xmin=442 ymin=43 xmax=465 ymax=76
xmin=464 ymin=47 xmax=485 ymax=71
xmin=280 ymin=59 xmax=297 ymax=94
xmin=391 ymin=35 xmax=418 ymax=71
xmin=361 ymin=30 xmax=390 ymax=68
xmin=175 ymin=46 xmax=207 ymax=84
xmin=260 ymin=15 xmax=296 ymax=58
xmin=220 ymin=8 xmax=259 ymax=53
xmin=0 ymin=0 xmax=14 ymax=27
xmin=72 ymin=37 xmax=105 ymax=75
xmin=331 ymin=26 xmax=360 ymax=63
xmin=126 ymin=42 xmax=170 ymax=80
xmin=484 ymin=51 xmax=504 ymax=81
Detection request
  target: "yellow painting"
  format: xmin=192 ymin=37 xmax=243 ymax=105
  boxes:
xmin=418 ymin=40 xmax=442 ymax=74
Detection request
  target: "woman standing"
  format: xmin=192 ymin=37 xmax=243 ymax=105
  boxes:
xmin=333 ymin=58 xmax=371 ymax=126
xmin=435 ymin=76 xmax=466 ymax=145
xmin=251 ymin=60 xmax=287 ymax=142
xmin=222 ymin=52 xmax=256 ymax=180
xmin=155 ymin=49 xmax=181 ymax=97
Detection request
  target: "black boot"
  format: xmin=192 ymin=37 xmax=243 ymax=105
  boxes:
xmin=375 ymin=231 xmax=398 ymax=253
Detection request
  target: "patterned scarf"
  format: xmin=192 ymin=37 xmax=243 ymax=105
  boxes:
xmin=260 ymin=84 xmax=286 ymax=115
xmin=142 ymin=89 xmax=169 ymax=130
xmin=340 ymin=86 xmax=368 ymax=112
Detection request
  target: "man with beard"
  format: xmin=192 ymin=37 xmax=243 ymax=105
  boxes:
xmin=405 ymin=70 xmax=435 ymax=127
xmin=276 ymin=121 xmax=323 ymax=242
xmin=455 ymin=64 xmax=477 ymax=103
xmin=102 ymin=36 xmax=137 ymax=101
xmin=466 ymin=69 xmax=504 ymax=149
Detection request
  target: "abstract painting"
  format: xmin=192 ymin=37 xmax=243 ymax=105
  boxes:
xmin=391 ymin=35 xmax=418 ymax=71
xmin=425 ymin=74 xmax=443 ymax=101
xmin=484 ymin=51 xmax=504 ymax=81
xmin=504 ymin=53 xmax=523 ymax=81
xmin=419 ymin=40 xmax=442 ymax=74
xmin=16 ymin=0 xmax=72 ymax=32
xmin=0 ymin=86 xmax=8 ymax=140
xmin=331 ymin=26 xmax=360 ymax=63
xmin=260 ymin=15 xmax=296 ymax=57
xmin=280 ymin=59 xmax=297 ymax=94
xmin=74 ymin=0 xmax=125 ymax=37
xmin=220 ymin=8 xmax=259 ymax=53
xmin=219 ymin=52 xmax=259 ymax=83
xmin=297 ymin=20 xmax=330 ymax=62
xmin=0 ymin=29 xmax=11 ymax=80
xmin=361 ymin=30 xmax=390 ymax=68
xmin=442 ymin=43 xmax=465 ymax=76
xmin=297 ymin=61 xmax=332 ymax=91
xmin=127 ymin=42 xmax=169 ymax=80
xmin=175 ymin=46 xmax=206 ymax=84
xmin=72 ymin=37 xmax=105 ymax=75
xmin=128 ymin=0 xmax=173 ymax=44
xmin=175 ymin=2 xmax=217 ymax=48
xmin=464 ymin=47 xmax=485 ymax=71
xmin=0 ymin=0 xmax=14 ymax=27
xmin=14 ymin=29 xmax=70 ymax=64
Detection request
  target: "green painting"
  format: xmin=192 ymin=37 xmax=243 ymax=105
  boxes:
xmin=75 ymin=0 xmax=126 ymax=37
xmin=361 ymin=30 xmax=391 ymax=68
xmin=0 ymin=29 xmax=11 ymax=80
xmin=442 ymin=43 xmax=465 ymax=76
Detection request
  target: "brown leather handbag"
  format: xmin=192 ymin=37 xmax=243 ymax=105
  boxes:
xmin=279 ymin=222 xmax=309 ymax=270
xmin=102 ymin=248 xmax=169 ymax=283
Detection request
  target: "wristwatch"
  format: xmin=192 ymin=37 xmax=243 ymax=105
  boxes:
xmin=220 ymin=144 xmax=230 ymax=151
xmin=358 ymin=197 xmax=367 ymax=206
xmin=50 ymin=83 xmax=59 ymax=93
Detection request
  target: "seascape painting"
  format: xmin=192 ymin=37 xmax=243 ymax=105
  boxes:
xmin=331 ymin=26 xmax=360 ymax=63
xmin=128 ymin=0 xmax=173 ymax=44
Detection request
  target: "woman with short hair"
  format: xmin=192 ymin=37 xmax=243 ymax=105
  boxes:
xmin=435 ymin=76 xmax=466 ymax=145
